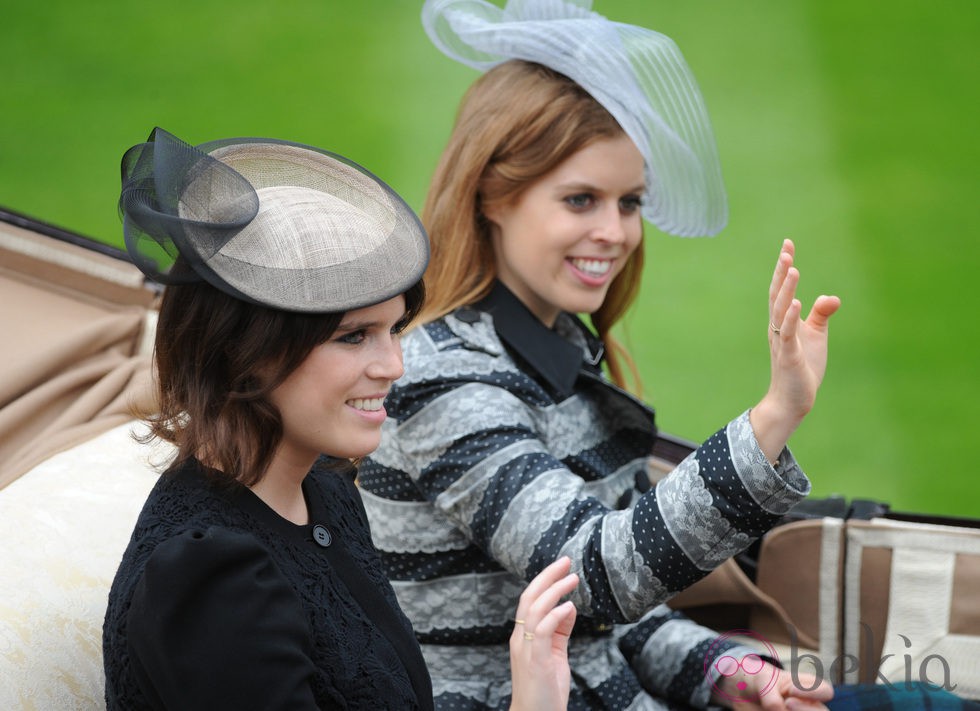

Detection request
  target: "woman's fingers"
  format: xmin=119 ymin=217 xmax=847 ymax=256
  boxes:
xmin=769 ymin=239 xmax=794 ymax=308
xmin=530 ymin=572 xmax=578 ymax=619
xmin=769 ymin=239 xmax=796 ymax=304
xmin=523 ymin=571 xmax=579 ymax=636
xmin=508 ymin=558 xmax=578 ymax=711
xmin=552 ymin=599 xmax=577 ymax=639
xmin=511 ymin=557 xmax=577 ymax=645
xmin=782 ymin=673 xmax=833 ymax=710
xmin=513 ymin=557 xmax=573 ymax=623
xmin=530 ymin=599 xmax=576 ymax=651
xmin=805 ymin=295 xmax=841 ymax=331
xmin=787 ymin=683 xmax=834 ymax=703
xmin=771 ymin=243 xmax=841 ymax=342
xmin=769 ymin=240 xmax=800 ymax=335
xmin=775 ymin=298 xmax=802 ymax=342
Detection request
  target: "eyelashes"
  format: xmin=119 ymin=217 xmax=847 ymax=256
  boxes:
xmin=619 ymin=196 xmax=643 ymax=212
xmin=564 ymin=193 xmax=594 ymax=209
xmin=563 ymin=193 xmax=643 ymax=213
xmin=335 ymin=319 xmax=410 ymax=346
xmin=336 ymin=330 xmax=367 ymax=345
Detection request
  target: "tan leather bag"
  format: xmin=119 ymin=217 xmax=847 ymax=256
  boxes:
xmin=667 ymin=511 xmax=980 ymax=699
xmin=650 ymin=440 xmax=980 ymax=699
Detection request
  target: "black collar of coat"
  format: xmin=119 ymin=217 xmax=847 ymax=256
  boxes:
xmin=469 ymin=281 xmax=605 ymax=399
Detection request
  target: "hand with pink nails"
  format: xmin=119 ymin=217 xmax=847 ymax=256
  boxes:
xmin=750 ymin=239 xmax=842 ymax=465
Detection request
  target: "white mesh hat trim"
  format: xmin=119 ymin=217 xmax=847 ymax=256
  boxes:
xmin=422 ymin=0 xmax=728 ymax=236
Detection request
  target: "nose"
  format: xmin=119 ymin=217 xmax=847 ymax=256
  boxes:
xmin=591 ymin=204 xmax=628 ymax=245
xmin=366 ymin=334 xmax=404 ymax=381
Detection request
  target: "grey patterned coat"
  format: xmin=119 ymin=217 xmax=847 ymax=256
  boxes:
xmin=360 ymin=283 xmax=811 ymax=710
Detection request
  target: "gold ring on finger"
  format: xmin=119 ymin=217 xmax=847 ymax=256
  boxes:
xmin=769 ymin=321 xmax=781 ymax=335
xmin=523 ymin=632 xmax=535 ymax=641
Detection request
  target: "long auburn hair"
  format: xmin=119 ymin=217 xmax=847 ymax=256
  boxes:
xmin=420 ymin=60 xmax=644 ymax=391
xmin=140 ymin=275 xmax=425 ymax=486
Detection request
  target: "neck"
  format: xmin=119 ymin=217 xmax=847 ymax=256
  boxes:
xmin=249 ymin=452 xmax=315 ymax=525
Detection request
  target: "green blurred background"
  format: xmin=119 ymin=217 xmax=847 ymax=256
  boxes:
xmin=2 ymin=1 xmax=977 ymax=515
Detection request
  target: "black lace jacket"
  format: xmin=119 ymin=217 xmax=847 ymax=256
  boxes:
xmin=103 ymin=456 xmax=432 ymax=710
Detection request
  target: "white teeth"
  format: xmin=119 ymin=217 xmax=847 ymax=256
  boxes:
xmin=348 ymin=398 xmax=384 ymax=411
xmin=571 ymin=258 xmax=612 ymax=277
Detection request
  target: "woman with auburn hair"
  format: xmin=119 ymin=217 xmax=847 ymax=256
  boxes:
xmin=360 ymin=0 xmax=840 ymax=709
xmin=358 ymin=1 xmax=844 ymax=709
xmin=364 ymin=3 xmax=975 ymax=709
xmin=102 ymin=127 xmax=579 ymax=711
xmin=418 ymin=59 xmax=645 ymax=388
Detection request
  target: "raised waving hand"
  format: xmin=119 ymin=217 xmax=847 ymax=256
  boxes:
xmin=750 ymin=239 xmax=842 ymax=464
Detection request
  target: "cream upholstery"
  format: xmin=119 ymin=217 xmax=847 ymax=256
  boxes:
xmin=0 ymin=422 xmax=167 ymax=710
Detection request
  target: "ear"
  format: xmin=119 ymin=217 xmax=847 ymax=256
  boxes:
xmin=480 ymin=188 xmax=521 ymax=225
xmin=480 ymin=200 xmax=501 ymax=225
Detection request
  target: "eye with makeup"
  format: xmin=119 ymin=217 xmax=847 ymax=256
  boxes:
xmin=563 ymin=192 xmax=643 ymax=214
xmin=334 ymin=314 xmax=411 ymax=346
xmin=335 ymin=329 xmax=368 ymax=346
xmin=563 ymin=193 xmax=595 ymax=211
xmin=619 ymin=195 xmax=643 ymax=214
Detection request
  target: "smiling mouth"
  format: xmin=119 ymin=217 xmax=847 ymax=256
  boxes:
xmin=347 ymin=397 xmax=384 ymax=411
xmin=570 ymin=258 xmax=613 ymax=278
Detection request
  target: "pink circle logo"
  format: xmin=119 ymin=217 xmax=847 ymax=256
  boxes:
xmin=704 ymin=629 xmax=780 ymax=703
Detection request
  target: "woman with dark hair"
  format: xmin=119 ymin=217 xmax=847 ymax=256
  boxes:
xmin=102 ymin=128 xmax=578 ymax=710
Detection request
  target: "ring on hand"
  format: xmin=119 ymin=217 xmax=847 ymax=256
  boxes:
xmin=769 ymin=321 xmax=781 ymax=335
xmin=523 ymin=632 xmax=535 ymax=641
xmin=513 ymin=618 xmax=526 ymax=625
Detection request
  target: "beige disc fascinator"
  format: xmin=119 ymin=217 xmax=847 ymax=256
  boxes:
xmin=423 ymin=0 xmax=728 ymax=237
xmin=119 ymin=128 xmax=429 ymax=312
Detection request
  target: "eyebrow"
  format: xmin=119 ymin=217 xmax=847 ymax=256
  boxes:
xmin=336 ymin=312 xmax=410 ymax=332
xmin=555 ymin=182 xmax=646 ymax=195
xmin=336 ymin=320 xmax=372 ymax=332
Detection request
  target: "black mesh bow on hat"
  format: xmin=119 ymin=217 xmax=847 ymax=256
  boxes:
xmin=119 ymin=127 xmax=429 ymax=312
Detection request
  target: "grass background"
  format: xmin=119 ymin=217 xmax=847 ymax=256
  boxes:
xmin=2 ymin=1 xmax=977 ymax=516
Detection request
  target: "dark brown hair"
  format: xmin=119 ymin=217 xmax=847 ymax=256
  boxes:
xmin=141 ymin=275 xmax=425 ymax=486
xmin=420 ymin=60 xmax=643 ymax=391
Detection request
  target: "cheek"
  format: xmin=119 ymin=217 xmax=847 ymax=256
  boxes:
xmin=611 ymin=237 xmax=642 ymax=282
xmin=494 ymin=233 xmax=530 ymax=275
xmin=625 ymin=222 xmax=644 ymax=253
